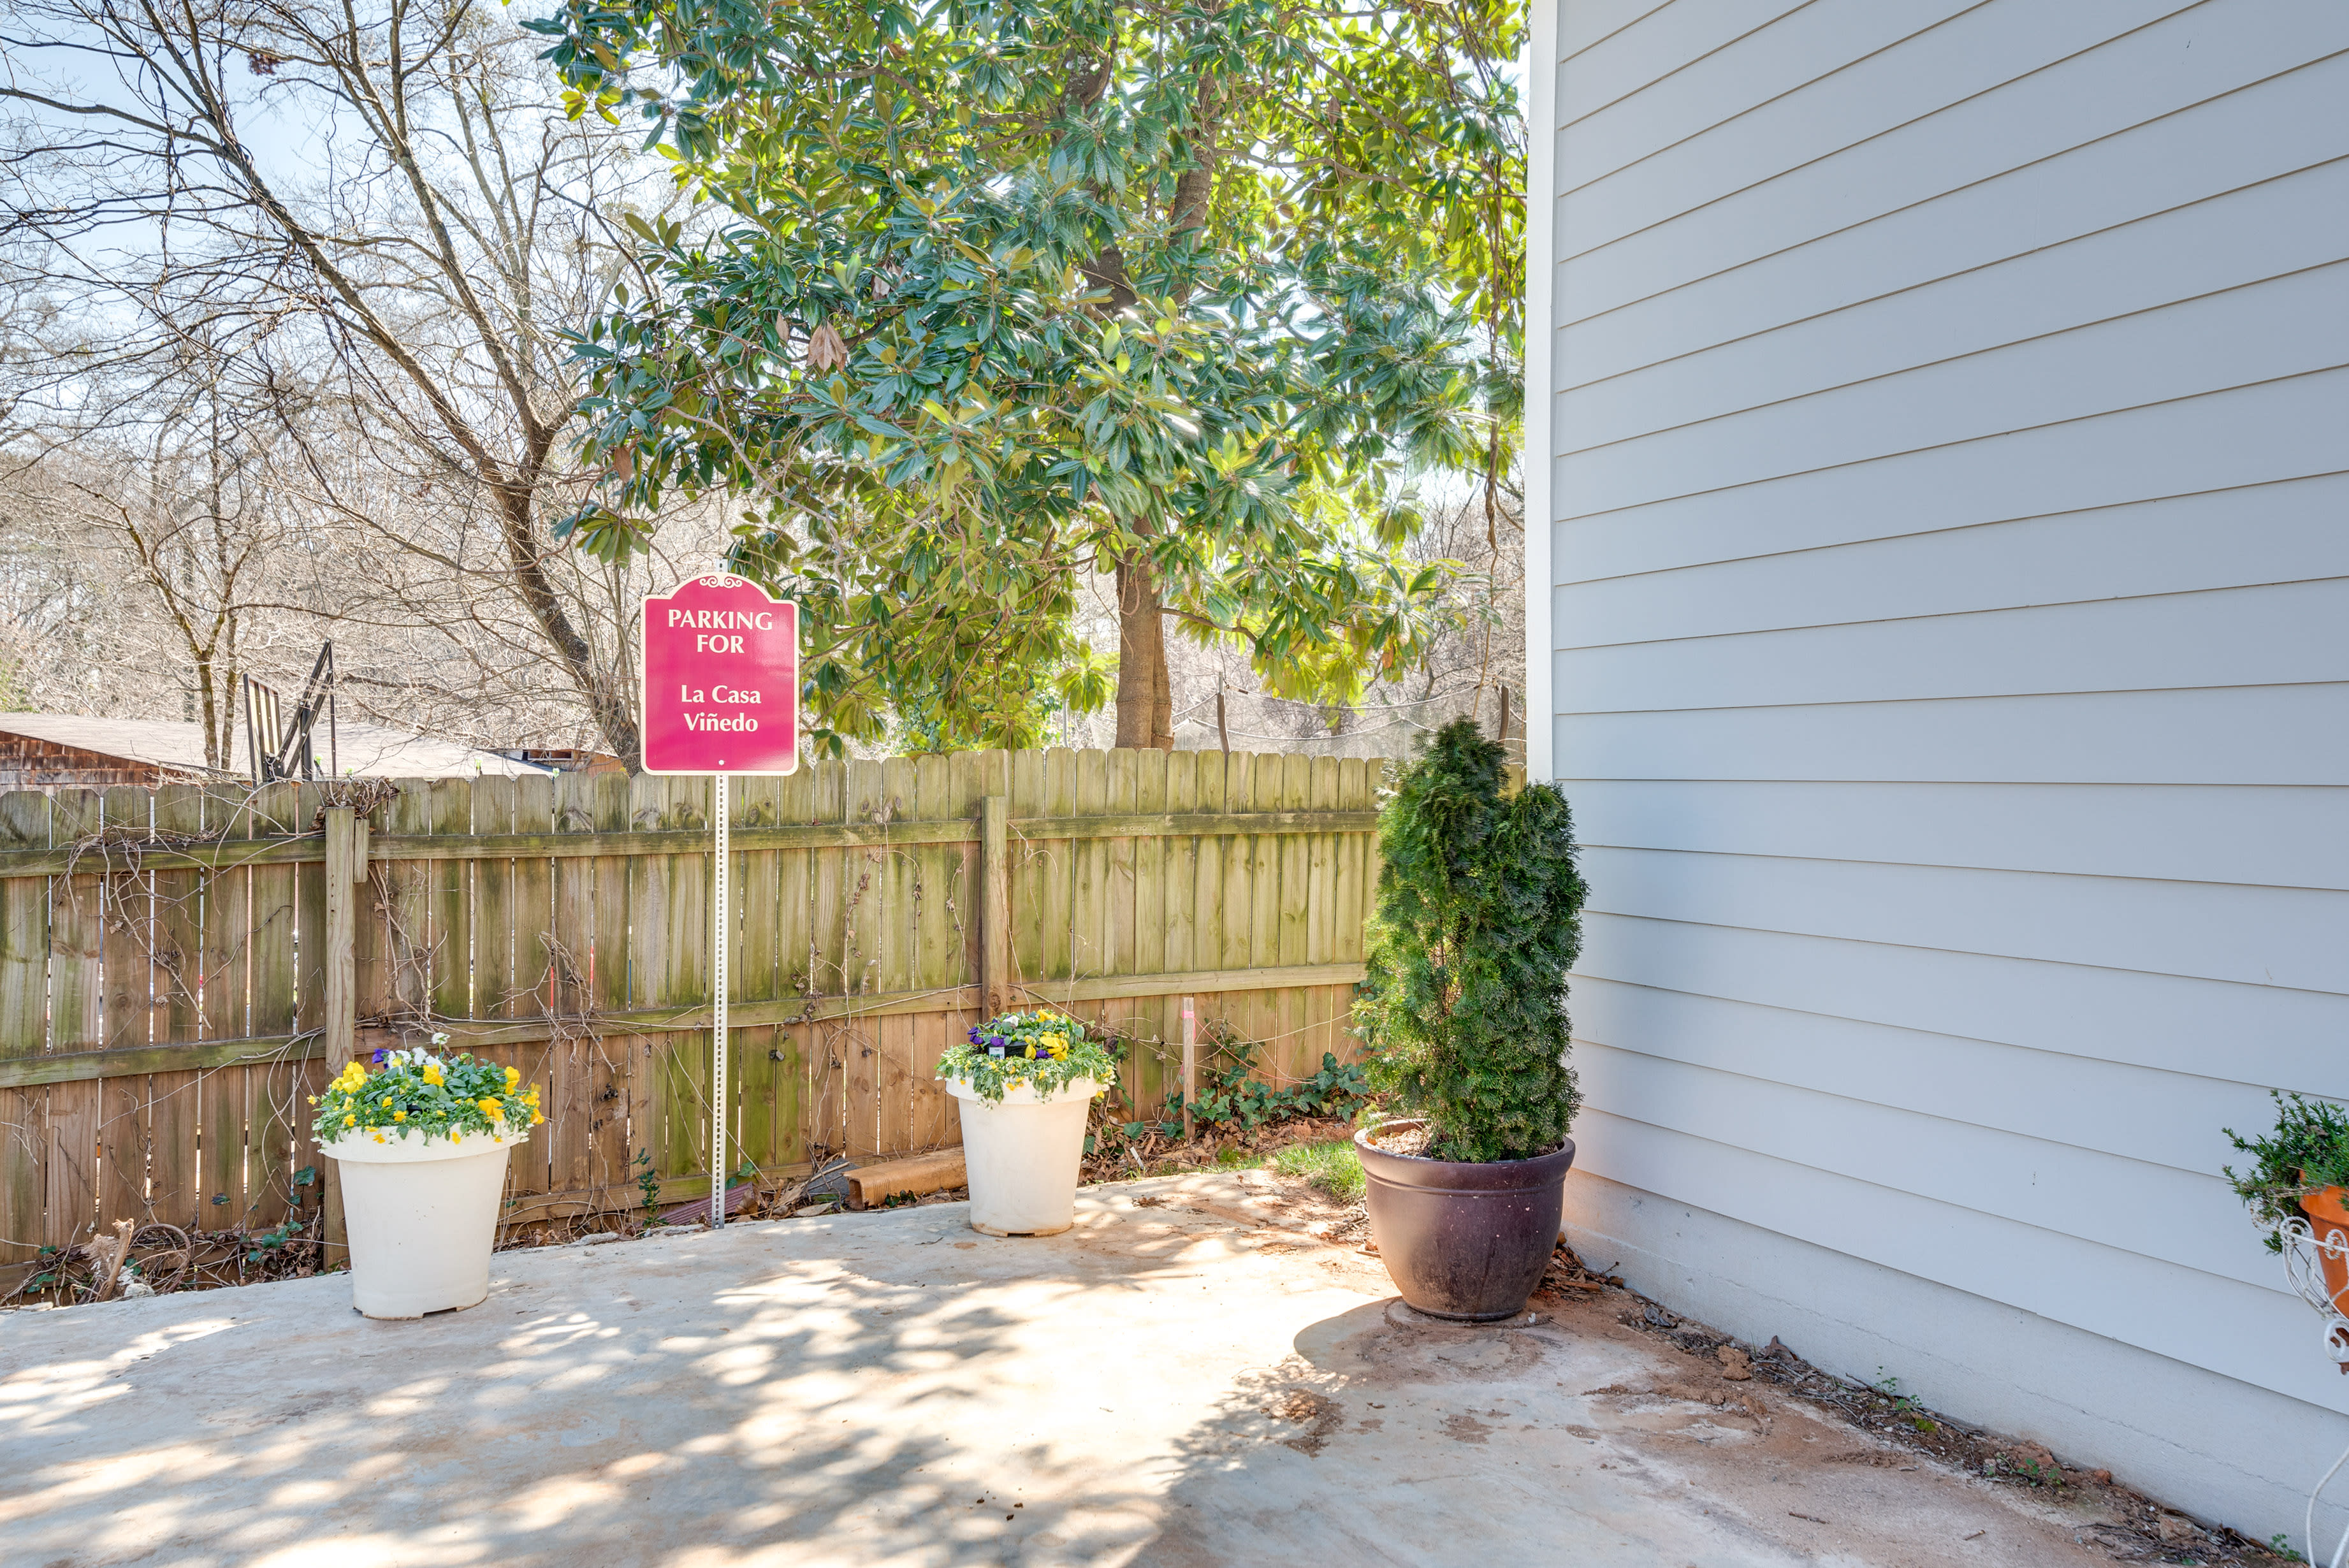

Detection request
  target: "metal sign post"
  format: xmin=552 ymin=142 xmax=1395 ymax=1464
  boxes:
xmin=711 ymin=771 xmax=729 ymax=1231
xmin=640 ymin=573 xmax=799 ymax=1228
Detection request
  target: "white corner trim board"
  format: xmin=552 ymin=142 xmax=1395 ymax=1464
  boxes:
xmin=1521 ymin=0 xmax=1557 ymax=785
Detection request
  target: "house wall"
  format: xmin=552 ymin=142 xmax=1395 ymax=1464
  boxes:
xmin=1532 ymin=0 xmax=2349 ymax=1540
xmin=0 ymin=736 xmax=173 ymax=792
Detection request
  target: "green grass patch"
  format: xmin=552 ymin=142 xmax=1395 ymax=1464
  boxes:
xmin=1271 ymin=1140 xmax=1365 ymax=1205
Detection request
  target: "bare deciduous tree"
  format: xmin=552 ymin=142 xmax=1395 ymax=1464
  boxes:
xmin=1 ymin=0 xmax=694 ymax=764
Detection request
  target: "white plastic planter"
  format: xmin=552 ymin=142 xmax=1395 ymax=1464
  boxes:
xmin=943 ymin=1077 xmax=1097 ymax=1237
xmin=323 ymin=1127 xmax=528 ymax=1319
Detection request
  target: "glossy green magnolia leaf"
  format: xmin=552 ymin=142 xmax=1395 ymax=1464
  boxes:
xmin=541 ymin=0 xmax=1522 ymax=751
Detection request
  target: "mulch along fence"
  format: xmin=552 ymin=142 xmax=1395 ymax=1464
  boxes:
xmin=0 ymin=747 xmax=1392 ymax=1288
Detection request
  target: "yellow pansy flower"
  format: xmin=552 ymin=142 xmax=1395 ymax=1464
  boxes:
xmin=478 ymin=1097 xmax=502 ymax=1118
xmin=393 ymin=1110 xmax=407 ymax=1122
xmin=343 ymin=1114 xmax=356 ymax=1128
xmin=423 ymin=1065 xmax=444 ymax=1085
xmin=504 ymin=1067 xmax=521 ymax=1089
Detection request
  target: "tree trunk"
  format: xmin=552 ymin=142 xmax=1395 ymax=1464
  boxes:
xmin=495 ymin=484 xmax=643 ymax=769
xmin=1114 ymin=551 xmax=1174 ymax=750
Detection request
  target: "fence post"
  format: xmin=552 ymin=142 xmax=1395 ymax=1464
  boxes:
xmin=323 ymin=808 xmax=362 ymax=1063
xmin=980 ymin=794 xmax=1008 ymax=1016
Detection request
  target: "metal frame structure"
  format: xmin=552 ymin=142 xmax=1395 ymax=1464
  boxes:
xmin=244 ymin=642 xmax=338 ymax=785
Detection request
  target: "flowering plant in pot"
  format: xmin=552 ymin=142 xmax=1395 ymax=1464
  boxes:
xmin=2225 ymin=1091 xmax=2349 ymax=1312
xmin=311 ymin=1039 xmax=542 ymax=1319
xmin=936 ymin=1011 xmax=1115 ymax=1237
xmin=1353 ymin=718 xmax=1587 ymax=1321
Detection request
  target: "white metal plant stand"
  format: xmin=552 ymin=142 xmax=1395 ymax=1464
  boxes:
xmin=2280 ymin=1216 xmax=2349 ymax=1566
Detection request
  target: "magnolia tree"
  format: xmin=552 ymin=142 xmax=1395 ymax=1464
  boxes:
xmin=535 ymin=0 xmax=1527 ymax=754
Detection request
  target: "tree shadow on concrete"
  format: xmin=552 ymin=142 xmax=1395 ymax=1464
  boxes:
xmin=0 ymin=1201 xmax=1232 ymax=1567
xmin=1130 ymin=1296 xmax=1762 ymax=1567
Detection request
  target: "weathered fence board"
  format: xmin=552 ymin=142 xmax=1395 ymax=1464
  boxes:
xmin=0 ymin=746 xmax=1402 ymax=1285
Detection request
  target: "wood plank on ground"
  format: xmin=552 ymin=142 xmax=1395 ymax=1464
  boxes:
xmin=845 ymin=1147 xmax=965 ymax=1209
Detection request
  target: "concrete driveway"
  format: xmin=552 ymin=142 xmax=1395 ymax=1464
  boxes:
xmin=2 ymin=1172 xmax=2123 ymax=1567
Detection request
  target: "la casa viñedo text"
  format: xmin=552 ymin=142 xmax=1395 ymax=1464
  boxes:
xmin=676 ymin=685 xmax=765 ymax=730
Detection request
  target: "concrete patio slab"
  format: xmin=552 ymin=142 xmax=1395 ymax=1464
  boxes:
xmin=3 ymin=1172 xmax=2126 ymax=1567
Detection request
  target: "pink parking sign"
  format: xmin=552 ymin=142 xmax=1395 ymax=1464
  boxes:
xmin=639 ymin=575 xmax=798 ymax=775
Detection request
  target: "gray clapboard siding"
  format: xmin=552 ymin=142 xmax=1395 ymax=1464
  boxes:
xmin=1580 ymin=848 xmax=2349 ymax=992
xmin=1573 ymin=978 xmax=2279 ymax=1175
xmin=1559 ymin=269 xmax=2346 ymax=502
xmin=1562 ymin=0 xmax=1811 ymax=131
xmin=1568 ymin=780 xmax=2349 ymax=890
xmin=1558 ymin=581 xmax=2349 ymax=709
xmin=1561 ymin=0 xmax=1970 ymax=189
xmin=1555 ymin=370 xmax=2348 ymax=576
xmin=1562 ymin=71 xmax=2349 ymax=374
xmin=1577 ymin=1045 xmax=2260 ymax=1284
xmin=1563 ymin=175 xmax=2349 ymax=446
xmin=1542 ymin=1 xmax=2349 ymax=1532
xmin=1560 ymin=0 xmax=1672 ymax=61
xmin=1557 ymin=685 xmax=2349 ymax=784
xmin=1580 ymin=915 xmax=2349 ymax=1091
xmin=1560 ymin=7 xmax=2329 ymax=296
xmin=1564 ymin=0 xmax=2211 ymax=242
xmin=1571 ymin=1107 xmax=2339 ymax=1406
xmin=1553 ymin=478 xmax=2349 ymax=641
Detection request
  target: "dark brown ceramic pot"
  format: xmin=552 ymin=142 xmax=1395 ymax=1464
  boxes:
xmin=1355 ymin=1119 xmax=1576 ymax=1321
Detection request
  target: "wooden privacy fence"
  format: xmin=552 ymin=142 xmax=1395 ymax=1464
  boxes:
xmin=0 ymin=747 xmax=1392 ymax=1286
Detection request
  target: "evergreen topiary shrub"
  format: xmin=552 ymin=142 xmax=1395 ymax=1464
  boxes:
xmin=1355 ymin=718 xmax=1587 ymax=1163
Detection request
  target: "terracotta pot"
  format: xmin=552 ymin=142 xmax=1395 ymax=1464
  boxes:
xmin=2302 ymin=1186 xmax=2349 ymax=1314
xmin=1355 ymin=1119 xmax=1576 ymax=1321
